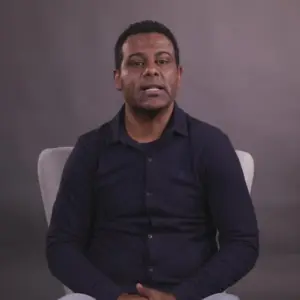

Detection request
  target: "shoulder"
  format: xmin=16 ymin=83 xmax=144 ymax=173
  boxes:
xmin=77 ymin=121 xmax=113 ymax=148
xmin=185 ymin=112 xmax=239 ymax=171
xmin=67 ymin=121 xmax=114 ymax=163
xmin=186 ymin=112 xmax=230 ymax=147
xmin=64 ymin=121 xmax=113 ymax=171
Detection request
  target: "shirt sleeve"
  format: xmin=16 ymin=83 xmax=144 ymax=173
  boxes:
xmin=46 ymin=134 xmax=123 ymax=300
xmin=173 ymin=131 xmax=259 ymax=300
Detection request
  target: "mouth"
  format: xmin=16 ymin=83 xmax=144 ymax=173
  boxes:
xmin=140 ymin=84 xmax=165 ymax=92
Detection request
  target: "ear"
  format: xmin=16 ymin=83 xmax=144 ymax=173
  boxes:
xmin=178 ymin=65 xmax=183 ymax=78
xmin=177 ymin=65 xmax=183 ymax=86
xmin=113 ymin=69 xmax=122 ymax=91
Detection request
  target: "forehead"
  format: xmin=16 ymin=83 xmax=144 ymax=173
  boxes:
xmin=122 ymin=32 xmax=174 ymax=56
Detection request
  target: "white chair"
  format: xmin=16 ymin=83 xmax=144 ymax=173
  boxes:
xmin=37 ymin=147 xmax=254 ymax=297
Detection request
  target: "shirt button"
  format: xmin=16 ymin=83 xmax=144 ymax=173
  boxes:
xmin=147 ymin=157 xmax=153 ymax=163
xmin=146 ymin=192 xmax=152 ymax=197
xmin=148 ymin=234 xmax=153 ymax=239
xmin=148 ymin=267 xmax=154 ymax=273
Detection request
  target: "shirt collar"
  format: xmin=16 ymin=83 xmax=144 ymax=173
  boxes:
xmin=168 ymin=102 xmax=189 ymax=137
xmin=109 ymin=102 xmax=188 ymax=144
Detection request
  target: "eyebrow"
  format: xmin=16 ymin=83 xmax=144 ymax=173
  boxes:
xmin=128 ymin=51 xmax=172 ymax=59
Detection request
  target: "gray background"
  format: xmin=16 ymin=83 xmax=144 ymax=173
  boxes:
xmin=1 ymin=1 xmax=299 ymax=299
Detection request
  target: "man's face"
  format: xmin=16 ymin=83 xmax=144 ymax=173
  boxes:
xmin=114 ymin=33 xmax=182 ymax=112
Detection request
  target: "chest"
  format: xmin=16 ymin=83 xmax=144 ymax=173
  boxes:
xmin=93 ymin=138 xmax=206 ymax=218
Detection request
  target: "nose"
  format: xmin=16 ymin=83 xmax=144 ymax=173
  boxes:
xmin=143 ymin=61 xmax=159 ymax=77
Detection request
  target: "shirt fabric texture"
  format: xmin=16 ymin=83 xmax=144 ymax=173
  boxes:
xmin=46 ymin=103 xmax=259 ymax=300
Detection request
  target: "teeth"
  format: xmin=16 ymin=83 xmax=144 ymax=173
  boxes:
xmin=145 ymin=88 xmax=160 ymax=92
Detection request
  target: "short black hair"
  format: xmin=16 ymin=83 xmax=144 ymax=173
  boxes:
xmin=114 ymin=20 xmax=180 ymax=70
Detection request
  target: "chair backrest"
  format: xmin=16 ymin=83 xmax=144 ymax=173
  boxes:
xmin=235 ymin=150 xmax=255 ymax=192
xmin=38 ymin=147 xmax=73 ymax=224
xmin=37 ymin=147 xmax=255 ymax=225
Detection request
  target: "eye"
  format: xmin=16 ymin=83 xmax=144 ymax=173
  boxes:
xmin=129 ymin=60 xmax=144 ymax=67
xmin=157 ymin=59 xmax=169 ymax=65
xmin=134 ymin=61 xmax=144 ymax=66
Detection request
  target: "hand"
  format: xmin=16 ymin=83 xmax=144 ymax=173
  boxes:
xmin=136 ymin=283 xmax=176 ymax=300
xmin=118 ymin=293 xmax=148 ymax=300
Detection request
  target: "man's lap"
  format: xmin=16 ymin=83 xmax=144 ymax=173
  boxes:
xmin=58 ymin=292 xmax=239 ymax=300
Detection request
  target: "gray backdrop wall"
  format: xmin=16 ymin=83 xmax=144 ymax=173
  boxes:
xmin=1 ymin=1 xmax=299 ymax=299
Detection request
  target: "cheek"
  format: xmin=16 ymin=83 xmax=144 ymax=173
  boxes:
xmin=121 ymin=68 xmax=129 ymax=77
xmin=122 ymin=81 xmax=136 ymax=100
xmin=165 ymin=70 xmax=179 ymax=87
xmin=120 ymin=70 xmax=129 ymax=88
xmin=121 ymin=69 xmax=134 ymax=86
xmin=121 ymin=71 xmax=139 ymax=91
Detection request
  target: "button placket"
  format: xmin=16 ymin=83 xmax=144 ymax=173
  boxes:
xmin=145 ymin=155 xmax=154 ymax=203
xmin=145 ymin=154 xmax=156 ymax=279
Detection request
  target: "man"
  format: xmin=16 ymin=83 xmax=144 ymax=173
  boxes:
xmin=47 ymin=20 xmax=259 ymax=300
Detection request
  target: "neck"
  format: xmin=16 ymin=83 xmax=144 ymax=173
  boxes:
xmin=124 ymin=102 xmax=175 ymax=143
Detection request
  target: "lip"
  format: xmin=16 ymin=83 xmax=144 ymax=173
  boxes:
xmin=142 ymin=88 xmax=164 ymax=96
xmin=140 ymin=84 xmax=165 ymax=91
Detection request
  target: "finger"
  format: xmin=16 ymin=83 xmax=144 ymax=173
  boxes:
xmin=136 ymin=283 xmax=152 ymax=297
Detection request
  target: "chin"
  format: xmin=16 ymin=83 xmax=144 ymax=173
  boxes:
xmin=138 ymin=97 xmax=173 ymax=111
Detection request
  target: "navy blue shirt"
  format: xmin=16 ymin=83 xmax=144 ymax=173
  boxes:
xmin=46 ymin=104 xmax=259 ymax=300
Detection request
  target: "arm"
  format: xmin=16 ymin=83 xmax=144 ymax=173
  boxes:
xmin=46 ymin=135 xmax=123 ymax=300
xmin=173 ymin=131 xmax=259 ymax=300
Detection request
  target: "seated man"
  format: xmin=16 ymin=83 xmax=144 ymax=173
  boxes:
xmin=47 ymin=20 xmax=259 ymax=300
